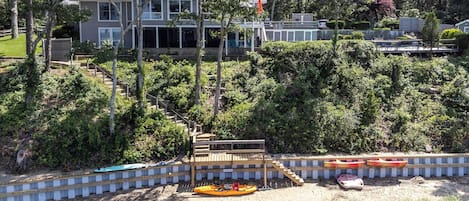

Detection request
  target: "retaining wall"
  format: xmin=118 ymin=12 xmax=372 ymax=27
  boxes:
xmin=1 ymin=153 xmax=469 ymax=201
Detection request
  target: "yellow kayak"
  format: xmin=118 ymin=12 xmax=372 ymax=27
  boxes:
xmin=194 ymin=184 xmax=257 ymax=196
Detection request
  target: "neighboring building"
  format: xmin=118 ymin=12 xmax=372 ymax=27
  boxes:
xmin=456 ymin=19 xmax=469 ymax=33
xmin=264 ymin=13 xmax=319 ymax=41
xmin=78 ymin=0 xmax=319 ymax=56
xmin=400 ymin=17 xmax=454 ymax=33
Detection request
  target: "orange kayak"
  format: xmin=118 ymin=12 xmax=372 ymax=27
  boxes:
xmin=194 ymin=184 xmax=257 ymax=196
xmin=324 ymin=159 xmax=365 ymax=169
xmin=367 ymin=158 xmax=408 ymax=168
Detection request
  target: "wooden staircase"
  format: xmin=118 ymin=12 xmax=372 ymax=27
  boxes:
xmin=271 ymin=160 xmax=304 ymax=186
xmin=192 ymin=133 xmax=215 ymax=157
xmin=77 ymin=62 xmax=203 ymax=136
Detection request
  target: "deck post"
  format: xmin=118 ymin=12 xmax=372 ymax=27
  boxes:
xmin=263 ymin=154 xmax=267 ymax=187
xmin=191 ymin=157 xmax=195 ymax=187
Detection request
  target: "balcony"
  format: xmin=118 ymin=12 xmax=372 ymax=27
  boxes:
xmin=264 ymin=21 xmax=319 ymax=30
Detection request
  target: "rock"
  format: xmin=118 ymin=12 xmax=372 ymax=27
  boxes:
xmin=410 ymin=176 xmax=425 ymax=185
xmin=425 ymin=144 xmax=432 ymax=153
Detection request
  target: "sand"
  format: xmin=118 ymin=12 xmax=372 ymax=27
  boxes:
xmin=67 ymin=176 xmax=469 ymax=201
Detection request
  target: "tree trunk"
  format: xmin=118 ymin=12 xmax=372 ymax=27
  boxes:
xmin=24 ymin=0 xmax=35 ymax=106
xmin=25 ymin=0 xmax=34 ymax=56
xmin=136 ymin=2 xmax=145 ymax=112
xmin=270 ymin=0 xmax=276 ymax=21
xmin=213 ymin=26 xmax=225 ymax=116
xmin=194 ymin=0 xmax=204 ymax=105
xmin=109 ymin=47 xmax=118 ymax=135
xmin=45 ymin=10 xmax=56 ymax=72
xmin=10 ymin=0 xmax=18 ymax=39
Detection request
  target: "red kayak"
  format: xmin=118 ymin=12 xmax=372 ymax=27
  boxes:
xmin=324 ymin=159 xmax=365 ymax=169
xmin=366 ymin=158 xmax=408 ymax=168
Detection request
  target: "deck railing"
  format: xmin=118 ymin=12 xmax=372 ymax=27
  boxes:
xmin=193 ymin=140 xmax=266 ymax=154
xmin=264 ymin=21 xmax=319 ymax=29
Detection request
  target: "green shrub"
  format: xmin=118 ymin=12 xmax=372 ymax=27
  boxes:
xmin=72 ymin=40 xmax=96 ymax=55
xmin=338 ymin=34 xmax=352 ymax=40
xmin=93 ymin=41 xmax=114 ymax=64
xmin=455 ymin=33 xmax=469 ymax=51
xmin=352 ymin=21 xmax=371 ymax=30
xmin=326 ymin=20 xmax=346 ymax=29
xmin=376 ymin=17 xmax=399 ymax=30
xmin=374 ymin=27 xmax=391 ymax=31
xmin=440 ymin=28 xmax=463 ymax=39
xmin=351 ymin=31 xmax=365 ymax=40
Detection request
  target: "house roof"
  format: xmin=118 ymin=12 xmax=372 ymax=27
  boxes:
xmin=456 ymin=19 xmax=469 ymax=26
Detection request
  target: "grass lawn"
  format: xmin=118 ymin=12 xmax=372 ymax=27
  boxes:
xmin=0 ymin=34 xmax=42 ymax=57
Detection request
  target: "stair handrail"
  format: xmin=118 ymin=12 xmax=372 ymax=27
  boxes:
xmin=88 ymin=62 xmax=202 ymax=136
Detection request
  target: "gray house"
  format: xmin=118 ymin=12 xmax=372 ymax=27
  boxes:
xmin=78 ymin=0 xmax=321 ymax=56
xmin=79 ymin=0 xmax=270 ymax=56
xmin=456 ymin=19 xmax=469 ymax=33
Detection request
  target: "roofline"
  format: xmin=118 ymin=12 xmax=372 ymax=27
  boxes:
xmin=456 ymin=19 xmax=469 ymax=26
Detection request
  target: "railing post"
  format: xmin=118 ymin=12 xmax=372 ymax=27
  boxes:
xmin=126 ymin=85 xmax=129 ymax=97
xmin=102 ymin=70 xmax=105 ymax=82
xmin=94 ymin=64 xmax=97 ymax=77
xmin=156 ymin=96 xmax=159 ymax=109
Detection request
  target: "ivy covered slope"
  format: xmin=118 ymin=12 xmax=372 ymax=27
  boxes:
xmin=0 ymin=66 xmax=187 ymax=170
xmin=227 ymin=41 xmax=469 ymax=154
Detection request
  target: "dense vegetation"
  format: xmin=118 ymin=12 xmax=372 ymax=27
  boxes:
xmin=1 ymin=40 xmax=468 ymax=171
xmin=0 ymin=65 xmax=187 ymax=170
xmin=99 ymin=40 xmax=469 ymax=154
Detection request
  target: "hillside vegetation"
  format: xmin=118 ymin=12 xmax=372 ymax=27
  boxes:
xmin=100 ymin=41 xmax=469 ymax=154
xmin=0 ymin=65 xmax=187 ymax=170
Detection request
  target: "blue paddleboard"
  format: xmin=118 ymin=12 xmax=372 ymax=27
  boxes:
xmin=94 ymin=163 xmax=148 ymax=173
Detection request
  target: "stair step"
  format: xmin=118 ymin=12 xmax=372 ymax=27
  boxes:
xmin=194 ymin=145 xmax=209 ymax=149
xmin=194 ymin=148 xmax=210 ymax=152
xmin=196 ymin=137 xmax=211 ymax=141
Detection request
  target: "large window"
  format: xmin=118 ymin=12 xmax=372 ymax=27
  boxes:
xmin=169 ymin=0 xmax=192 ymax=19
xmin=182 ymin=28 xmax=196 ymax=47
xmin=143 ymin=0 xmax=162 ymax=20
xmin=159 ymin=28 xmax=179 ymax=48
xmin=99 ymin=2 xmax=120 ymax=21
xmin=205 ymin=28 xmax=220 ymax=48
xmin=99 ymin=28 xmax=121 ymax=47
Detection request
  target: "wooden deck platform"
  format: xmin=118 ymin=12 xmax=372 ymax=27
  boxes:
xmin=192 ymin=153 xmax=272 ymax=166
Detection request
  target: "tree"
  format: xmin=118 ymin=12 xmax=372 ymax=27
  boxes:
xmin=10 ymin=0 xmax=18 ymax=39
xmin=136 ymin=0 xmax=145 ymax=112
xmin=206 ymin=0 xmax=256 ymax=116
xmin=108 ymin=0 xmax=149 ymax=134
xmin=194 ymin=0 xmax=205 ymax=105
xmin=43 ymin=0 xmax=61 ymax=71
xmin=422 ymin=12 xmax=439 ymax=57
xmin=309 ymin=0 xmax=366 ymax=52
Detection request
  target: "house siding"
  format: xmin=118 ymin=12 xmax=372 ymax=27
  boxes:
xmin=456 ymin=21 xmax=469 ymax=33
xmin=80 ymin=1 xmax=133 ymax=48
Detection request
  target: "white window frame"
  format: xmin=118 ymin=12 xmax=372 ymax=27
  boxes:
xmin=464 ymin=27 xmax=469 ymax=33
xmin=142 ymin=0 xmax=163 ymax=20
xmin=168 ymin=0 xmax=193 ymax=20
xmin=98 ymin=27 xmax=121 ymax=47
xmin=97 ymin=1 xmax=121 ymax=22
xmin=304 ymin=31 xmax=313 ymax=41
xmin=286 ymin=31 xmax=295 ymax=42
